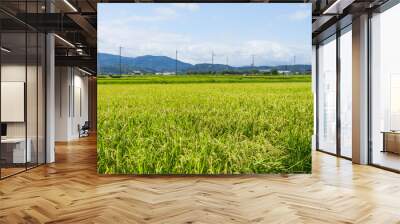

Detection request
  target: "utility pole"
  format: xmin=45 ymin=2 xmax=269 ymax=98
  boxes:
xmin=211 ymin=51 xmax=215 ymax=73
xmin=176 ymin=50 xmax=178 ymax=75
xmin=286 ymin=58 xmax=288 ymax=71
xmin=251 ymin=54 xmax=255 ymax=68
xmin=225 ymin=56 xmax=229 ymax=72
xmin=119 ymin=46 xmax=122 ymax=75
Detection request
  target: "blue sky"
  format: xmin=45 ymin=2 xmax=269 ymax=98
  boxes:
xmin=98 ymin=3 xmax=311 ymax=66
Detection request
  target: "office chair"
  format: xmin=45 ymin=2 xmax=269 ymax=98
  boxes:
xmin=79 ymin=121 xmax=90 ymax=138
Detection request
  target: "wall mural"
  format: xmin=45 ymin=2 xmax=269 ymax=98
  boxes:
xmin=97 ymin=3 xmax=313 ymax=174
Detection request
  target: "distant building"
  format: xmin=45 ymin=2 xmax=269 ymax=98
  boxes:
xmin=278 ymin=70 xmax=291 ymax=74
xmin=128 ymin=70 xmax=142 ymax=75
xmin=162 ymin=72 xmax=176 ymax=75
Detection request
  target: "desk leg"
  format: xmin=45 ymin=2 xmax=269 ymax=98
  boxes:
xmin=382 ymin=133 xmax=386 ymax=153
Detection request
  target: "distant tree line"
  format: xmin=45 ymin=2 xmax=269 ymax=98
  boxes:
xmin=100 ymin=69 xmax=311 ymax=78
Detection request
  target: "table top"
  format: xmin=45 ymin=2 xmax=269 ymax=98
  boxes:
xmin=1 ymin=138 xmax=30 ymax=143
xmin=381 ymin=131 xmax=400 ymax=134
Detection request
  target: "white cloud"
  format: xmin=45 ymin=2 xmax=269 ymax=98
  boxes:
xmin=98 ymin=25 xmax=309 ymax=66
xmin=171 ymin=3 xmax=200 ymax=12
xmin=154 ymin=7 xmax=178 ymax=17
xmin=98 ymin=4 xmax=310 ymax=66
xmin=103 ymin=6 xmax=178 ymax=23
xmin=106 ymin=4 xmax=198 ymax=23
xmin=120 ymin=15 xmax=168 ymax=22
xmin=289 ymin=10 xmax=309 ymax=21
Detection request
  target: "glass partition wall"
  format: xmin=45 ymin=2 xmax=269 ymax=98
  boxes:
xmin=0 ymin=2 xmax=46 ymax=179
xmin=339 ymin=26 xmax=352 ymax=159
xmin=370 ymin=3 xmax=400 ymax=171
xmin=0 ymin=30 xmax=27 ymax=177
xmin=316 ymin=25 xmax=353 ymax=159
xmin=315 ymin=1 xmax=400 ymax=171
xmin=317 ymin=35 xmax=337 ymax=155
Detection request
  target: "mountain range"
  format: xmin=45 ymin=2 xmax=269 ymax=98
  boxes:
xmin=98 ymin=53 xmax=311 ymax=74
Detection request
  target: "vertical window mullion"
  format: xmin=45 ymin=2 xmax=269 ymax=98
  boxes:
xmin=336 ymin=29 xmax=341 ymax=157
xmin=316 ymin=45 xmax=320 ymax=151
xmin=0 ymin=21 xmax=2 ymax=179
xmin=44 ymin=0 xmax=48 ymax=164
xmin=36 ymin=0 xmax=39 ymax=167
xmin=367 ymin=11 xmax=373 ymax=165
xmin=25 ymin=0 xmax=28 ymax=171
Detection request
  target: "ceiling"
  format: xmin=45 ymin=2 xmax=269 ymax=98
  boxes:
xmin=0 ymin=0 xmax=392 ymax=74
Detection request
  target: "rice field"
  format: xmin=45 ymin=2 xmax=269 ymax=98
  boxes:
xmin=97 ymin=75 xmax=313 ymax=174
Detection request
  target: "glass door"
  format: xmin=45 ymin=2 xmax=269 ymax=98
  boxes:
xmin=317 ymin=35 xmax=337 ymax=154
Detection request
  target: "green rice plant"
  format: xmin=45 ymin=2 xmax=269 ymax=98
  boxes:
xmin=97 ymin=75 xmax=313 ymax=174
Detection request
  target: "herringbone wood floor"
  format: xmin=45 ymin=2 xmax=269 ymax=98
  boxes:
xmin=1 ymin=135 xmax=400 ymax=224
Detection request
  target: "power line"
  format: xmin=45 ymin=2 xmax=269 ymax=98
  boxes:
xmin=119 ymin=46 xmax=122 ymax=75
xmin=176 ymin=50 xmax=178 ymax=75
xmin=211 ymin=51 xmax=215 ymax=73
xmin=106 ymin=47 xmax=283 ymax=74
xmin=225 ymin=56 xmax=229 ymax=72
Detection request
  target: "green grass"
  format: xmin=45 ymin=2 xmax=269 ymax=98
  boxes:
xmin=97 ymin=75 xmax=313 ymax=174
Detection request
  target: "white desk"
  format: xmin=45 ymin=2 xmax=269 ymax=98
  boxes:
xmin=1 ymin=138 xmax=31 ymax=163
xmin=382 ymin=131 xmax=400 ymax=154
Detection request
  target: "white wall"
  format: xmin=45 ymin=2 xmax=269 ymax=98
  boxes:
xmin=76 ymin=71 xmax=89 ymax=138
xmin=1 ymin=65 xmax=41 ymax=137
xmin=1 ymin=64 xmax=26 ymax=81
xmin=55 ymin=67 xmax=89 ymax=141
xmin=1 ymin=82 xmax=25 ymax=122
xmin=55 ymin=66 xmax=70 ymax=141
xmin=312 ymin=45 xmax=317 ymax=150
xmin=1 ymin=64 xmax=26 ymax=139
xmin=1 ymin=62 xmax=46 ymax=164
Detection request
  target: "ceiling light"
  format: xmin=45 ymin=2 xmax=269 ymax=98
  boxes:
xmin=54 ymin=34 xmax=75 ymax=48
xmin=76 ymin=48 xmax=84 ymax=55
xmin=323 ymin=1 xmax=340 ymax=14
xmin=63 ymin=0 xmax=78 ymax=12
xmin=78 ymin=67 xmax=92 ymax=76
xmin=323 ymin=0 xmax=354 ymax=15
xmin=1 ymin=47 xmax=11 ymax=53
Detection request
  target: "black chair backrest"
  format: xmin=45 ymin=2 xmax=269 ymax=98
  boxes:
xmin=82 ymin=121 xmax=90 ymax=129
